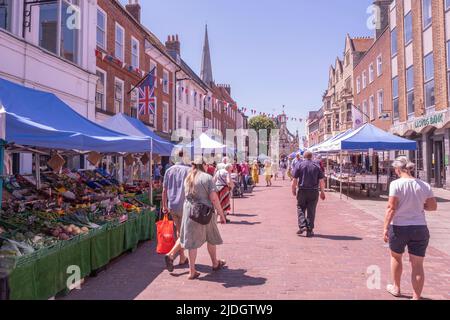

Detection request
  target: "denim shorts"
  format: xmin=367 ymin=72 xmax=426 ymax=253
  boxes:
xmin=389 ymin=225 xmax=430 ymax=257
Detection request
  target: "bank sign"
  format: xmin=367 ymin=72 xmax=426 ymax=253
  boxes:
xmin=414 ymin=113 xmax=445 ymax=130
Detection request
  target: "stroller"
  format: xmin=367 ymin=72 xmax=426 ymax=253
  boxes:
xmin=231 ymin=173 xmax=244 ymax=198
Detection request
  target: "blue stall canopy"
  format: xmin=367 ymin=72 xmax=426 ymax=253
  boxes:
xmin=0 ymin=78 xmax=154 ymax=153
xmin=321 ymin=123 xmax=417 ymax=152
xmin=101 ymin=113 xmax=174 ymax=156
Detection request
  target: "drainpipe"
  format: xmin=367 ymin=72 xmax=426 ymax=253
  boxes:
xmin=174 ymin=68 xmax=181 ymax=131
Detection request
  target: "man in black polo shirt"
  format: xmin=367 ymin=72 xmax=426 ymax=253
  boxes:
xmin=292 ymin=151 xmax=326 ymax=238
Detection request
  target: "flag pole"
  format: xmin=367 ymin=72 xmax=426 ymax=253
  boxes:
xmin=149 ymin=138 xmax=153 ymax=206
xmin=127 ymin=66 xmax=156 ymax=95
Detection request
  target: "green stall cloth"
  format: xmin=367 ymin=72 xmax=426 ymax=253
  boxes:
xmin=57 ymin=235 xmax=92 ymax=293
xmin=124 ymin=217 xmax=139 ymax=251
xmin=109 ymin=223 xmax=125 ymax=259
xmin=8 ymin=263 xmax=36 ymax=300
xmin=90 ymin=225 xmax=110 ymax=271
xmin=7 ymin=210 xmax=156 ymax=300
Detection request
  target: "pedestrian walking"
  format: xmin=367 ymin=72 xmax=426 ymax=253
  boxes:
xmin=291 ymin=151 xmax=326 ymax=238
xmin=162 ymin=151 xmax=191 ymax=272
xmin=216 ymin=157 xmax=229 ymax=171
xmin=241 ymin=161 xmax=250 ymax=191
xmin=180 ymin=159 xmax=227 ymax=280
xmin=214 ymin=163 xmax=234 ymax=222
xmin=272 ymin=160 xmax=279 ymax=181
xmin=264 ymin=160 xmax=273 ymax=187
xmin=287 ymin=156 xmax=294 ymax=180
xmin=384 ymin=156 xmax=437 ymax=300
xmin=251 ymin=160 xmax=260 ymax=185
xmin=280 ymin=158 xmax=288 ymax=180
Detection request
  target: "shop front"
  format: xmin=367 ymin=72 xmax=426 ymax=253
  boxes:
xmin=391 ymin=110 xmax=450 ymax=189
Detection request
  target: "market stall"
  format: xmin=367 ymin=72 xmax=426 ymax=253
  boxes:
xmin=178 ymin=133 xmax=227 ymax=162
xmin=0 ymin=78 xmax=159 ymax=300
xmin=311 ymin=124 xmax=417 ymax=198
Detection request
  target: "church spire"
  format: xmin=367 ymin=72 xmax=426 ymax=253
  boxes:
xmin=201 ymin=24 xmax=214 ymax=86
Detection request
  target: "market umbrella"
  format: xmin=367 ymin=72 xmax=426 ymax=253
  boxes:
xmin=177 ymin=133 xmax=227 ymax=161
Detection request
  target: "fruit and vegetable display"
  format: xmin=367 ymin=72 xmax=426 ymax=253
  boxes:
xmin=0 ymin=168 xmax=153 ymax=263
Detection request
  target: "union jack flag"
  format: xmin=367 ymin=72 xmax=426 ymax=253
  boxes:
xmin=138 ymin=72 xmax=156 ymax=116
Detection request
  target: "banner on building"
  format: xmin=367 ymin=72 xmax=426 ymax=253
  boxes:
xmin=352 ymin=105 xmax=364 ymax=129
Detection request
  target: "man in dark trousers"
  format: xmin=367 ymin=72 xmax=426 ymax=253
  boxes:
xmin=292 ymin=151 xmax=326 ymax=238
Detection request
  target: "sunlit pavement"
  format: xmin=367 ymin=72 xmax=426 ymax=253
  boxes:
xmin=62 ymin=179 xmax=450 ymax=300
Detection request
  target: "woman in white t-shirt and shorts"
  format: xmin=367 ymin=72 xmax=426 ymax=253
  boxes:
xmin=383 ymin=156 xmax=437 ymax=300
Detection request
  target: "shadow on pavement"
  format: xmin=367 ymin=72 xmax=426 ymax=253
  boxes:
xmin=436 ymin=197 xmax=450 ymax=203
xmin=62 ymin=241 xmax=166 ymax=300
xmin=228 ymin=220 xmax=262 ymax=226
xmin=230 ymin=213 xmax=258 ymax=218
xmin=310 ymin=234 xmax=363 ymax=241
xmin=196 ymin=266 xmax=267 ymax=288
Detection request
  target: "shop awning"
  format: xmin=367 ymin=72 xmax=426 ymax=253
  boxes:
xmin=181 ymin=133 xmax=226 ymax=150
xmin=321 ymin=123 xmax=417 ymax=152
xmin=0 ymin=78 xmax=153 ymax=153
xmin=101 ymin=113 xmax=174 ymax=156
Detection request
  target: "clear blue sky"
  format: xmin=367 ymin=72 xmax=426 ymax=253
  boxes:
xmin=121 ymin=0 xmax=374 ymax=136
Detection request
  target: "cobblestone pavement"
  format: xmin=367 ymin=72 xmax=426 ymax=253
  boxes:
xmin=63 ymin=179 xmax=450 ymax=300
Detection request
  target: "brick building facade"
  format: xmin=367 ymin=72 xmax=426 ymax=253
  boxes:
xmin=353 ymin=26 xmax=392 ymax=131
xmin=95 ymin=0 xmax=177 ymax=140
xmin=389 ymin=0 xmax=450 ymax=188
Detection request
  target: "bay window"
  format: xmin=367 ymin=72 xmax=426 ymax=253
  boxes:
xmin=39 ymin=0 xmax=80 ymax=64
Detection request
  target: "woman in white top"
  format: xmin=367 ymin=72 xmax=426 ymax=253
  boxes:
xmin=384 ymin=156 xmax=437 ymax=300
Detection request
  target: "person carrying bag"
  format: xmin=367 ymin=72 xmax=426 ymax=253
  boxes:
xmin=179 ymin=159 xmax=227 ymax=280
xmin=156 ymin=214 xmax=176 ymax=255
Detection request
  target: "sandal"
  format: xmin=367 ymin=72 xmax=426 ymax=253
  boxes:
xmin=188 ymin=272 xmax=201 ymax=280
xmin=179 ymin=258 xmax=189 ymax=267
xmin=165 ymin=255 xmax=174 ymax=272
xmin=213 ymin=260 xmax=226 ymax=272
xmin=386 ymin=284 xmax=401 ymax=297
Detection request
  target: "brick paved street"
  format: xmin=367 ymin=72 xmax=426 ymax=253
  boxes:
xmin=63 ymin=179 xmax=450 ymax=300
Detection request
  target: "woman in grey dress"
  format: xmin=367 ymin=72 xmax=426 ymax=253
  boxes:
xmin=180 ymin=160 xmax=227 ymax=280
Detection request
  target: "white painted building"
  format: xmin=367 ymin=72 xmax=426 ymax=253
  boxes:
xmin=0 ymin=0 xmax=98 ymax=172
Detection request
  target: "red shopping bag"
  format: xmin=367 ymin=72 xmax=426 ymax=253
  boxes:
xmin=156 ymin=214 xmax=175 ymax=254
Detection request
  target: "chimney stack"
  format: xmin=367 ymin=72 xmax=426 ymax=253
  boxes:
xmin=165 ymin=34 xmax=181 ymax=59
xmin=126 ymin=0 xmax=141 ymax=23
